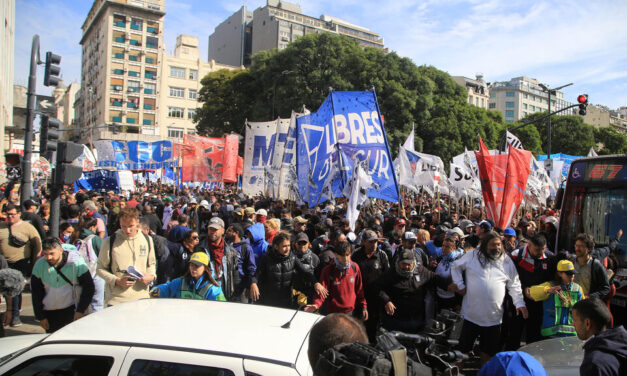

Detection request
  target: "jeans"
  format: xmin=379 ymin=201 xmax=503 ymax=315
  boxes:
xmin=8 ymin=259 xmax=30 ymax=319
xmin=90 ymin=275 xmax=106 ymax=313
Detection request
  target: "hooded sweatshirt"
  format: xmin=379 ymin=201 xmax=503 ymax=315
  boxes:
xmin=247 ymin=223 xmax=268 ymax=265
xmin=581 ymin=326 xmax=627 ymax=376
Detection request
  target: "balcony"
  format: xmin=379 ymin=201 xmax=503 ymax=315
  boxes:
xmin=145 ymin=73 xmax=156 ymax=80
xmin=144 ymin=88 xmax=154 ymax=94
xmin=130 ymin=24 xmax=142 ymax=31
xmin=146 ymin=43 xmax=157 ymax=49
xmin=112 ymin=69 xmax=124 ymax=75
xmin=111 ymin=85 xmax=123 ymax=91
xmin=111 ymin=100 xmax=123 ymax=107
xmin=147 ymin=27 xmax=158 ymax=34
xmin=127 ymin=118 xmax=136 ymax=124
xmin=128 ymin=55 xmax=139 ymax=61
xmin=127 ymin=87 xmax=139 ymax=93
xmin=127 ymin=102 xmax=137 ymax=109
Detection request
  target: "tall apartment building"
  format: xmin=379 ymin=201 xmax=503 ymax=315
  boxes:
xmin=209 ymin=0 xmax=385 ymax=67
xmin=160 ymin=35 xmax=239 ymax=141
xmin=488 ymin=76 xmax=574 ymax=123
xmin=0 ymin=0 xmax=15 ymax=163
xmin=452 ymin=75 xmax=490 ymax=110
xmin=78 ymin=0 xmax=165 ymax=142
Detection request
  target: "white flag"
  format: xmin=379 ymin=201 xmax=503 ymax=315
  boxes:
xmin=506 ymin=131 xmax=524 ymax=150
xmin=402 ymin=124 xmax=415 ymax=152
xmin=587 ymin=147 xmax=598 ymax=157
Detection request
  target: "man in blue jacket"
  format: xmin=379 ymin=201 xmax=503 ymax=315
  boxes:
xmin=573 ymin=297 xmax=626 ymax=376
xmin=247 ymin=222 xmax=268 ymax=265
xmin=225 ymin=223 xmax=256 ymax=302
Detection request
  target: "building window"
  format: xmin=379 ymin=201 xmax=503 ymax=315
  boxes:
xmin=144 ymin=82 xmax=156 ymax=94
xmin=523 ymin=111 xmax=528 ymax=117
xmin=170 ymin=66 xmax=185 ymax=78
xmin=523 ymin=103 xmax=528 ymax=109
xmin=523 ymin=93 xmax=528 ymax=99
xmin=188 ymin=89 xmax=197 ymax=100
xmin=146 ymin=36 xmax=158 ymax=49
xmin=468 ymin=97 xmax=472 ymax=104
xmin=168 ymin=127 xmax=184 ymax=138
xmin=490 ymin=93 xmax=496 ymax=98
xmin=506 ymin=91 xmax=515 ymax=97
xmin=489 ymin=103 xmax=496 ymax=109
xmin=130 ymin=19 xmax=142 ymax=31
xmin=188 ymin=108 xmax=197 ymax=119
xmin=189 ymin=69 xmax=198 ymax=80
xmin=480 ymin=98 xmax=484 ymax=107
xmin=128 ymin=80 xmax=140 ymax=93
xmin=169 ymin=87 xmax=184 ymax=98
xmin=506 ymin=101 xmax=514 ymax=108
xmin=530 ymin=105 xmax=535 ymax=111
xmin=168 ymin=107 xmax=184 ymax=118
xmin=505 ymin=110 xmax=514 ymax=117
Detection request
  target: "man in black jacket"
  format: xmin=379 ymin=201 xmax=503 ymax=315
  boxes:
xmin=573 ymin=298 xmax=627 ymax=376
xmin=21 ymin=200 xmax=46 ymax=239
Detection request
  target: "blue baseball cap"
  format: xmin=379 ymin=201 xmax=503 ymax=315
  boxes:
xmin=504 ymin=228 xmax=516 ymax=237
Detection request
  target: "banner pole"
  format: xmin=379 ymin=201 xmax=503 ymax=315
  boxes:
xmin=371 ymin=86 xmax=403 ymax=210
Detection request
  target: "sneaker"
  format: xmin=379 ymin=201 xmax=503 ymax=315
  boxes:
xmin=10 ymin=317 xmax=22 ymax=327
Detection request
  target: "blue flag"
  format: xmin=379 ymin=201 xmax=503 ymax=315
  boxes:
xmin=75 ymin=169 xmax=121 ymax=193
xmin=296 ymin=91 xmax=399 ymax=206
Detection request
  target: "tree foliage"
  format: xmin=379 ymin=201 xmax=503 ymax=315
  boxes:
xmin=195 ymin=33 xmax=505 ymax=164
xmin=593 ymin=126 xmax=627 ymax=155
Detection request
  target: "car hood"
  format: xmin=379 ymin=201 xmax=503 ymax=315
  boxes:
xmin=0 ymin=334 xmax=47 ymax=360
xmin=519 ymin=336 xmax=583 ymax=376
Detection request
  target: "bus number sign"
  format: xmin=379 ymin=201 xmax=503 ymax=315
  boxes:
xmin=586 ymin=164 xmax=623 ymax=181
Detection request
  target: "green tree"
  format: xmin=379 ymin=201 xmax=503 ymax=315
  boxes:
xmin=594 ymin=126 xmax=627 ymax=155
xmin=195 ymin=33 xmax=504 ymax=165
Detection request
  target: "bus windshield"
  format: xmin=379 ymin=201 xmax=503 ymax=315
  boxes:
xmin=559 ymin=186 xmax=627 ymax=266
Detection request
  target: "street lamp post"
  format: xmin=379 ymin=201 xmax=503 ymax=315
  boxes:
xmin=539 ymin=82 xmax=573 ymax=159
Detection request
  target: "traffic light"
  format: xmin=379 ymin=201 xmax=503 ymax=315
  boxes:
xmin=40 ymin=114 xmax=60 ymax=160
xmin=577 ymin=94 xmax=588 ymax=116
xmin=43 ymin=51 xmax=61 ymax=87
xmin=54 ymin=141 xmax=83 ymax=185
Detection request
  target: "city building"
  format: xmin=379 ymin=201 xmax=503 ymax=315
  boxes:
xmin=51 ymin=80 xmax=81 ymax=140
xmin=1 ymin=0 xmax=15 ymax=163
xmin=78 ymin=0 xmax=166 ymax=142
xmin=209 ymin=0 xmax=385 ymax=67
xmin=488 ymin=76 xmax=575 ymax=123
xmin=160 ymin=34 xmax=239 ymax=141
xmin=452 ymin=74 xmax=490 ymax=110
xmin=580 ymin=105 xmax=627 ymax=133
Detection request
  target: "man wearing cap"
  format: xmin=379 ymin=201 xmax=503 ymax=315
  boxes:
xmin=378 ymin=248 xmax=454 ymax=334
xmin=242 ymin=207 xmax=256 ymax=227
xmin=474 ymin=220 xmax=492 ymax=244
xmin=528 ymin=259 xmax=584 ymax=338
xmin=201 ymin=216 xmax=240 ymax=301
xmin=408 ymin=214 xmax=426 ymax=234
xmin=393 ymin=231 xmax=428 ymax=267
xmin=352 ymin=229 xmax=390 ymax=341
xmin=293 ymin=216 xmax=308 ymax=235
xmin=451 ymin=232 xmax=527 ymax=364
xmin=508 ymin=234 xmax=557 ymax=349
xmin=256 ymin=209 xmax=267 ymax=224
xmin=292 ymin=232 xmax=320 ymax=303
xmin=387 ymin=218 xmax=406 ymax=249
xmin=503 ymin=228 xmax=518 ymax=254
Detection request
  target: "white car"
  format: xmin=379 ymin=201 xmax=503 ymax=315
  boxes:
xmin=0 ymin=299 xmax=322 ymax=375
xmin=519 ymin=335 xmax=584 ymax=376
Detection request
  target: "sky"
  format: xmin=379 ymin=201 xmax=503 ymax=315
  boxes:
xmin=14 ymin=0 xmax=627 ymax=109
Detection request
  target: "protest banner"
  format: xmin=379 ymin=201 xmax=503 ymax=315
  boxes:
xmin=93 ymin=140 xmax=176 ymax=170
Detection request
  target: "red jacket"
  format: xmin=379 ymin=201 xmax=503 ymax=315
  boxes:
xmin=314 ymin=262 xmax=367 ymax=314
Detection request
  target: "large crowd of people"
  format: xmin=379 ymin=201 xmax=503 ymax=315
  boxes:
xmin=0 ymin=184 xmax=625 ymax=375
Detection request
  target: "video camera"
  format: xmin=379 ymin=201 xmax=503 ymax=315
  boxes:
xmin=314 ymin=310 xmax=469 ymax=376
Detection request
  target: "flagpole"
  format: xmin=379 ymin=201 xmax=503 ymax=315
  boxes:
xmin=328 ymin=89 xmax=347 ymax=191
xmin=371 ymin=85 xmax=403 ymax=210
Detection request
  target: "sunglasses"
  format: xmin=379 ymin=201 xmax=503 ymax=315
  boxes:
xmin=191 ymin=235 xmax=199 ymax=240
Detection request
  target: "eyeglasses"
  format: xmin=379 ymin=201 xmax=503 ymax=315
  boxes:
xmin=6 ymin=212 xmax=19 ymax=217
xmin=192 ymin=236 xmax=199 ymax=240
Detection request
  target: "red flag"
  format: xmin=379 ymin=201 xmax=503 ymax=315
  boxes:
xmin=236 ymin=156 xmax=244 ymax=176
xmin=182 ymin=135 xmax=225 ymax=182
xmin=222 ymin=134 xmax=240 ymax=183
xmin=475 ymin=137 xmax=531 ymax=228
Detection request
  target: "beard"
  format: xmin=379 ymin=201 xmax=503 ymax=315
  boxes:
xmin=487 ymin=248 xmax=502 ymax=260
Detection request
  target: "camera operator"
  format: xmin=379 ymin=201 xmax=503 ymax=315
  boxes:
xmin=308 ymin=313 xmax=369 ymax=372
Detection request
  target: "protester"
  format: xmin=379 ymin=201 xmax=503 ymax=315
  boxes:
xmin=97 ymin=207 xmax=156 ymax=306
xmin=21 ymin=199 xmax=46 ymax=239
xmin=572 ymin=297 xmax=627 ymax=376
xmin=31 ymin=238 xmax=95 ymax=333
xmin=150 ymin=252 xmax=225 ymax=301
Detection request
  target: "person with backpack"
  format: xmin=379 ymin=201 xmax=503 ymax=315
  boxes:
xmin=97 ymin=207 xmax=156 ymax=306
xmin=75 ymin=217 xmax=104 ymax=312
xmin=31 ymin=238 xmax=95 ymax=333
xmin=305 ymin=241 xmax=367 ymax=321
xmin=150 ymin=252 xmax=225 ymax=301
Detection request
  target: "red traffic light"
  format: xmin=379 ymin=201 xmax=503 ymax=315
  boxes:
xmin=577 ymin=94 xmax=588 ymax=104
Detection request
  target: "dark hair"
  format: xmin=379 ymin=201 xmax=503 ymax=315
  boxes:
xmin=68 ymin=204 xmax=80 ymax=219
xmin=42 ymin=237 xmax=62 ymax=252
xmin=308 ymin=313 xmax=368 ymax=369
xmin=572 ymin=297 xmax=611 ymax=331
xmin=229 ymin=223 xmax=245 ymax=239
xmin=83 ymin=217 xmax=98 ymax=229
xmin=139 ymin=216 xmax=151 ymax=229
xmin=59 ymin=222 xmax=74 ymax=233
xmin=333 ymin=241 xmax=351 ymax=255
xmin=478 ymin=231 xmax=502 ymax=266
xmin=182 ymin=230 xmax=198 ymax=243
xmin=529 ymin=233 xmax=547 ymax=248
xmin=272 ymin=231 xmax=291 ymax=248
xmin=575 ymin=233 xmax=594 ymax=250
xmin=329 ymin=229 xmax=344 ymax=243
xmin=178 ymin=214 xmax=188 ymax=224
xmin=3 ymin=203 xmax=20 ymax=213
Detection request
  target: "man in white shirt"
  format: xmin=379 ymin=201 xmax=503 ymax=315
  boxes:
xmin=451 ymin=231 xmax=528 ymax=364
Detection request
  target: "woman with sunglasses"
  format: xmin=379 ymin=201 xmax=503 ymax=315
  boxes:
xmin=150 ymin=252 xmax=225 ymax=301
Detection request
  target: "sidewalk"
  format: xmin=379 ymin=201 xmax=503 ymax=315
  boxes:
xmin=2 ymin=292 xmax=46 ymax=337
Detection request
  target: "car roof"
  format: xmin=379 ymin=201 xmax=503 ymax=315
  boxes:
xmin=42 ymin=299 xmax=323 ymax=366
